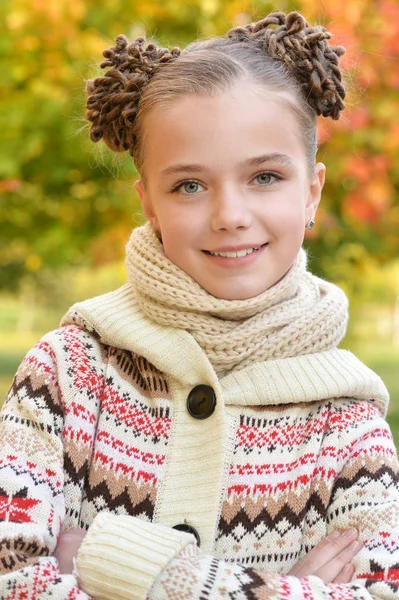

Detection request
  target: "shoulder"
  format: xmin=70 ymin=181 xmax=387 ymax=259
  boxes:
xmin=327 ymin=396 xmax=385 ymax=425
xmin=14 ymin=325 xmax=109 ymax=401
xmin=324 ymin=397 xmax=396 ymax=454
xmin=25 ymin=324 xmax=106 ymax=364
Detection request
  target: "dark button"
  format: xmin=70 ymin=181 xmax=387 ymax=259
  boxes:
xmin=172 ymin=523 xmax=201 ymax=546
xmin=187 ymin=385 xmax=216 ymax=420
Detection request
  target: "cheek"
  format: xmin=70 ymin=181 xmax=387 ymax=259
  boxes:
xmin=162 ymin=238 xmax=180 ymax=264
xmin=266 ymin=201 xmax=306 ymax=235
xmin=279 ymin=185 xmax=308 ymax=220
xmin=159 ymin=205 xmax=204 ymax=238
xmin=156 ymin=209 xmax=198 ymax=260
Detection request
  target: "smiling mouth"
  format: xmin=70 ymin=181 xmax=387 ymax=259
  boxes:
xmin=203 ymin=243 xmax=268 ymax=258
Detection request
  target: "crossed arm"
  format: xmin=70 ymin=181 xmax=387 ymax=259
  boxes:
xmin=54 ymin=524 xmax=363 ymax=583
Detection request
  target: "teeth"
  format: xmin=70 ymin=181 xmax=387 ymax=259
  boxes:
xmin=209 ymin=247 xmax=259 ymax=258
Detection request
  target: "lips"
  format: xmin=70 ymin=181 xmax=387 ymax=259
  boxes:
xmin=208 ymin=247 xmax=260 ymax=258
xmin=202 ymin=243 xmax=269 ymax=268
xmin=203 ymin=242 xmax=268 ymax=257
xmin=204 ymin=243 xmax=267 ymax=253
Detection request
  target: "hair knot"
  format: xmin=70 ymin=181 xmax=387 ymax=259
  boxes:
xmin=227 ymin=10 xmax=346 ymax=120
xmin=85 ymin=36 xmax=182 ymax=154
xmin=85 ymin=9 xmax=347 ymax=162
xmin=285 ymin=11 xmax=307 ymax=35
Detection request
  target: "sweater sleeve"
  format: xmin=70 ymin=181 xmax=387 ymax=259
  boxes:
xmin=0 ymin=330 xmax=94 ymax=599
xmin=75 ymin=405 xmax=399 ymax=600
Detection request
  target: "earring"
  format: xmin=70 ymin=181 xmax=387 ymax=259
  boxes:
xmin=306 ymin=218 xmax=315 ymax=231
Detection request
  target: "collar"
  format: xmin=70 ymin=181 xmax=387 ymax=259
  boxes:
xmin=61 ymin=284 xmax=389 ymax=416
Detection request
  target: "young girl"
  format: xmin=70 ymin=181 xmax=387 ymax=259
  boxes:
xmin=1 ymin=10 xmax=398 ymax=600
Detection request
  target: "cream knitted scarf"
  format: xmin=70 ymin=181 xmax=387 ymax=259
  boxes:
xmin=125 ymin=223 xmax=349 ymax=378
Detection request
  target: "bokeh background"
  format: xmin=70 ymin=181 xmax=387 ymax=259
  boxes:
xmin=1 ymin=0 xmax=399 ymax=439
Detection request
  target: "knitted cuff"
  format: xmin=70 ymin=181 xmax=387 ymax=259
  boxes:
xmin=75 ymin=512 xmax=195 ymax=600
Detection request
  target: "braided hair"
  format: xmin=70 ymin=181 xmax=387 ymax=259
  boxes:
xmin=85 ymin=37 xmax=181 ymax=154
xmin=85 ymin=11 xmax=346 ymax=175
xmin=227 ymin=12 xmax=345 ymax=119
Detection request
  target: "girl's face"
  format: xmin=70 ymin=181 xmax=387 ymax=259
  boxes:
xmin=135 ymin=83 xmax=325 ymax=300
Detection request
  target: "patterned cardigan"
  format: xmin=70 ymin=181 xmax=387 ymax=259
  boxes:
xmin=0 ymin=285 xmax=398 ymax=600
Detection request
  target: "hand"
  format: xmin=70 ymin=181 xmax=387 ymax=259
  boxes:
xmin=288 ymin=528 xmax=363 ymax=584
xmin=53 ymin=527 xmax=87 ymax=574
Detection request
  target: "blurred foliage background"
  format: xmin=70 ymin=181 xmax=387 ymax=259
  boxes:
xmin=1 ymin=0 xmax=399 ymax=439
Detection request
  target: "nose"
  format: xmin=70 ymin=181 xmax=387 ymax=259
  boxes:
xmin=210 ymin=185 xmax=252 ymax=232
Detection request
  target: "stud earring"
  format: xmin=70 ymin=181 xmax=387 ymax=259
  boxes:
xmin=306 ymin=218 xmax=315 ymax=231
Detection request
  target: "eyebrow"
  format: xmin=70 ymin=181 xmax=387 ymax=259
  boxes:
xmin=159 ymin=152 xmax=295 ymax=178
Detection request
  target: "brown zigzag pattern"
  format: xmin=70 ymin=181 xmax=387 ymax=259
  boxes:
xmin=63 ymin=450 xmax=90 ymax=488
xmin=217 ymin=490 xmax=329 ymax=540
xmin=221 ymin=481 xmax=331 ymax=522
xmin=331 ymin=465 xmax=399 ymax=498
xmin=5 ymin=376 xmax=64 ymax=435
xmin=236 ymin=567 xmax=273 ymax=600
xmin=0 ymin=535 xmax=49 ymax=574
xmin=108 ymin=347 xmax=170 ymax=396
xmin=81 ymin=481 xmax=155 ymax=525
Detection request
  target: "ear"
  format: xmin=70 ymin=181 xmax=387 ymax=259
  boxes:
xmin=305 ymin=162 xmax=326 ymax=224
xmin=134 ymin=180 xmax=160 ymax=231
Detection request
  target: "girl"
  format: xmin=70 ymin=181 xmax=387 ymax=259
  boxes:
xmin=1 ymin=10 xmax=398 ymax=600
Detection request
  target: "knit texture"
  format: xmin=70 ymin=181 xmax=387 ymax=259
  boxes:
xmin=75 ymin=512 xmax=194 ymax=599
xmin=0 ymin=297 xmax=397 ymax=599
xmin=125 ymin=223 xmax=349 ymax=376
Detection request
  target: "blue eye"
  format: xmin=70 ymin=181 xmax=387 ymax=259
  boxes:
xmin=172 ymin=181 xmax=204 ymax=195
xmin=183 ymin=182 xmax=201 ymax=194
xmin=254 ymin=172 xmax=274 ymax=185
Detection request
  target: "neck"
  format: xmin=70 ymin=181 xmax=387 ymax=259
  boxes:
xmin=125 ymin=222 xmax=348 ymax=376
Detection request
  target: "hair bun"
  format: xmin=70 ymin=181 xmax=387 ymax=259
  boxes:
xmin=85 ymin=35 xmax=181 ymax=154
xmin=228 ymin=11 xmax=346 ymax=120
xmin=285 ymin=11 xmax=306 ymax=34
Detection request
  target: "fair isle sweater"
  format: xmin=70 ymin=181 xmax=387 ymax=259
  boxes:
xmin=0 ymin=285 xmax=399 ymax=600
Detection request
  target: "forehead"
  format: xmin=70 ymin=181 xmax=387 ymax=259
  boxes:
xmin=141 ymin=85 xmax=306 ymax=174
